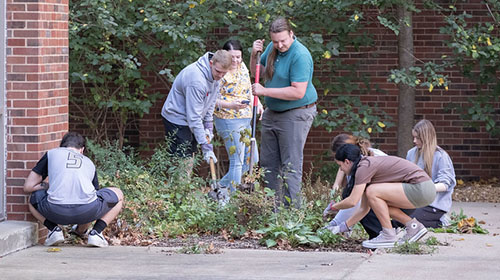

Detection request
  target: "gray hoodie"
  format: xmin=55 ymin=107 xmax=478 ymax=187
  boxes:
xmin=161 ymin=52 xmax=219 ymax=145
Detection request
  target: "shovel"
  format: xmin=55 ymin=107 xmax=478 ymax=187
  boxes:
xmin=208 ymin=158 xmax=229 ymax=205
xmin=248 ymin=51 xmax=261 ymax=176
xmin=240 ymin=52 xmax=261 ymax=193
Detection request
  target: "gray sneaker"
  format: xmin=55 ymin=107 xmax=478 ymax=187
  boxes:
xmin=399 ymin=218 xmax=427 ymax=243
xmin=362 ymin=228 xmax=397 ymax=249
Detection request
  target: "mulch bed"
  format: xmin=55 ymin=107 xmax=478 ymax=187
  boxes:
xmin=150 ymin=178 xmax=500 ymax=253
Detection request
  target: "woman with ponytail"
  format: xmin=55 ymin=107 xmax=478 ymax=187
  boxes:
xmin=407 ymin=120 xmax=456 ymax=227
xmin=324 ymin=134 xmax=388 ymax=239
xmin=325 ymin=144 xmax=436 ymax=249
xmin=249 ymin=17 xmax=317 ymax=208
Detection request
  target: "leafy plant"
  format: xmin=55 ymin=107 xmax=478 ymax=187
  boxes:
xmin=430 ymin=209 xmax=489 ymax=234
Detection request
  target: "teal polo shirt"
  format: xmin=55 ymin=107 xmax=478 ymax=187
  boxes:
xmin=260 ymin=38 xmax=317 ymax=112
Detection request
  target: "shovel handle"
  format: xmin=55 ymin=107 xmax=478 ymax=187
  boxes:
xmin=209 ymin=158 xmax=217 ymax=181
xmin=253 ymin=52 xmax=261 ymax=107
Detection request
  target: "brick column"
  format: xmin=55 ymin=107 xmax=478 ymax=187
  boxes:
xmin=6 ymin=0 xmax=69 ymax=221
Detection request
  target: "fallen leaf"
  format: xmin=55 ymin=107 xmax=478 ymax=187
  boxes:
xmin=47 ymin=248 xmax=61 ymax=252
xmin=486 ymin=244 xmax=493 ymax=247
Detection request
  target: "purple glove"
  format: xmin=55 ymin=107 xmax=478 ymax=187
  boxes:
xmin=322 ymin=201 xmax=339 ymax=221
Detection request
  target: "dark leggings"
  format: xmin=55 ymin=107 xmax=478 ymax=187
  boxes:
xmin=410 ymin=206 xmax=446 ymax=228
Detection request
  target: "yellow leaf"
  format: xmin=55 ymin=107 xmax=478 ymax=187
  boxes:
xmin=367 ymin=127 xmax=372 ymax=133
xmin=229 ymin=146 xmax=236 ymax=155
xmin=438 ymin=78 xmax=444 ymax=85
xmin=324 ymin=89 xmax=329 ymax=96
xmin=487 ymin=37 xmax=492 ymax=46
xmin=478 ymin=37 xmax=482 ymax=42
xmin=322 ymin=109 xmax=328 ymax=114
xmin=445 ymin=86 xmax=449 ymax=91
xmin=415 ymin=79 xmax=420 ymax=85
xmin=143 ymin=18 xmax=148 ymax=22
xmin=200 ymin=0 xmax=206 ymax=4
xmin=362 ymin=117 xmax=367 ymax=124
xmin=377 ymin=121 xmax=385 ymax=128
xmin=354 ymin=14 xmax=359 ymax=21
xmin=486 ymin=243 xmax=493 ymax=247
xmin=227 ymin=10 xmax=233 ymax=14
xmin=288 ymin=1 xmax=293 ymax=7
xmin=140 ymin=9 xmax=144 ymax=13
xmin=429 ymin=84 xmax=434 ymax=92
xmin=189 ymin=3 xmax=195 ymax=8
xmin=472 ymin=44 xmax=476 ymax=50
xmin=47 ymin=248 xmax=61 ymax=252
xmin=323 ymin=50 xmax=331 ymax=59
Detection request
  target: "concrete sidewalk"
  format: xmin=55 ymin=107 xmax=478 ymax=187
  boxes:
xmin=1 ymin=202 xmax=499 ymax=280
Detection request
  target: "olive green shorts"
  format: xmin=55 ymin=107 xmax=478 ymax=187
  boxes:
xmin=402 ymin=180 xmax=436 ymax=208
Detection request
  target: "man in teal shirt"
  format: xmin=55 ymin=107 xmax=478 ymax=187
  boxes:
xmin=251 ymin=17 xmax=317 ymax=208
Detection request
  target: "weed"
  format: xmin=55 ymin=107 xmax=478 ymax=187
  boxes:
xmin=391 ymin=241 xmax=437 ymax=255
xmin=177 ymin=242 xmax=221 ymax=254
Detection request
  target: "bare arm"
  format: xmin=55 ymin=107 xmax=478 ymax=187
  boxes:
xmin=252 ymin=81 xmax=308 ymax=100
xmin=332 ymin=183 xmax=366 ymax=210
xmin=250 ymin=39 xmax=266 ymax=78
xmin=332 ymin=169 xmax=346 ymax=191
xmin=24 ymin=171 xmax=46 ymax=193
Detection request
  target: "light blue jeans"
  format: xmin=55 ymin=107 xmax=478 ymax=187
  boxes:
xmin=214 ymin=117 xmax=257 ymax=192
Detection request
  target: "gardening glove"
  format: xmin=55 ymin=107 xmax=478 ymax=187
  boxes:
xmin=338 ymin=222 xmax=351 ymax=233
xmin=325 ymin=221 xmax=351 ymax=235
xmin=203 ymin=121 xmax=214 ymax=143
xmin=201 ymin=144 xmax=217 ymax=164
xmin=323 ymin=201 xmax=339 ymax=221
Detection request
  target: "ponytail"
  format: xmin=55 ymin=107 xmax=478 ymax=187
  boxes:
xmin=335 ymin=144 xmax=363 ymax=199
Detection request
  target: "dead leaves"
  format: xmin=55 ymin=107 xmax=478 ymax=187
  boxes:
xmin=453 ymin=177 xmax=500 ymax=203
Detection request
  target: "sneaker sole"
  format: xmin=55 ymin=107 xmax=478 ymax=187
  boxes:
xmin=408 ymin=227 xmax=428 ymax=243
xmin=362 ymin=241 xmax=397 ymax=249
xmin=87 ymin=243 xmax=108 ymax=248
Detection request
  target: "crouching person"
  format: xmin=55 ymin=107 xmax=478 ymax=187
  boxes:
xmin=324 ymin=143 xmax=436 ymax=249
xmin=24 ymin=132 xmax=124 ymax=247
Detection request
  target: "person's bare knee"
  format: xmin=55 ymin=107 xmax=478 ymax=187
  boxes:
xmin=108 ymin=187 xmax=124 ymax=201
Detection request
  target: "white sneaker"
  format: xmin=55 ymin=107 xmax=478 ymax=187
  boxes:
xmin=87 ymin=230 xmax=108 ymax=247
xmin=44 ymin=226 xmax=64 ymax=246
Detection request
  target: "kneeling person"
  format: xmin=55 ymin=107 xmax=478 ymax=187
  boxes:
xmin=24 ymin=132 xmax=124 ymax=247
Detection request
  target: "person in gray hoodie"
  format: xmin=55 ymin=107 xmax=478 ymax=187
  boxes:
xmin=161 ymin=50 xmax=232 ymax=166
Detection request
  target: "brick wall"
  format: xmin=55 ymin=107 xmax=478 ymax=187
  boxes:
xmin=6 ymin=0 xmax=69 ymax=223
xmin=69 ymin=2 xmax=500 ymax=181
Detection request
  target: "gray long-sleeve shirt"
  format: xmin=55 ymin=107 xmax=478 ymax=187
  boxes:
xmin=161 ymin=52 xmax=219 ymax=145
xmin=406 ymin=146 xmax=456 ymax=212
